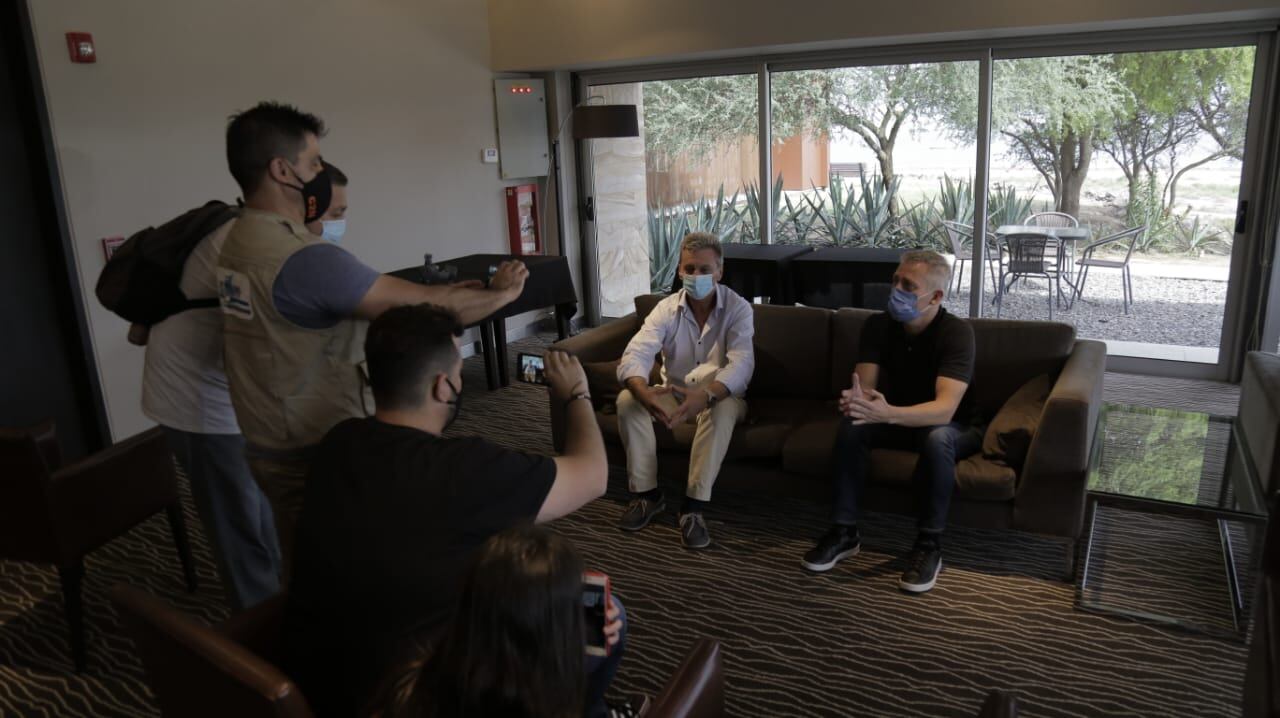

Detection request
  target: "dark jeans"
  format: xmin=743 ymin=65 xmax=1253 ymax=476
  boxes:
xmin=584 ymin=597 xmax=627 ymax=717
xmin=831 ymin=420 xmax=983 ymax=534
xmin=162 ymin=428 xmax=282 ymax=610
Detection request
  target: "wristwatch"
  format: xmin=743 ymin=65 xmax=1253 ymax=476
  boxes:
xmin=705 ymin=388 xmax=718 ymax=407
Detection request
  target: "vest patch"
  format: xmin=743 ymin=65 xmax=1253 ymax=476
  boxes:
xmin=217 ymin=267 xmax=254 ymax=320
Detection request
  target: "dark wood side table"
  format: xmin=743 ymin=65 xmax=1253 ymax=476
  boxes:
xmin=389 ymin=254 xmax=577 ymax=389
xmin=790 ymin=247 xmax=906 ymax=310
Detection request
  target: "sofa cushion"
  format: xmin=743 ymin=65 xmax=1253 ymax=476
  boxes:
xmin=830 ymin=308 xmax=877 ymax=396
xmin=636 ymin=294 xmax=665 ymax=323
xmin=750 ymin=304 xmax=834 ymax=400
xmin=969 ymin=319 xmax=1074 ymax=421
xmin=780 ymin=415 xmax=842 ymax=477
xmin=870 ymin=449 xmax=1017 ymax=501
xmin=982 ymin=374 xmax=1051 ymax=471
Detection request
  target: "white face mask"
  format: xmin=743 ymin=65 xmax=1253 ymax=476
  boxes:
xmin=321 ymin=219 xmax=347 ymax=244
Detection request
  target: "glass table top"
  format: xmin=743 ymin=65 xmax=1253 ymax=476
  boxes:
xmin=1088 ymin=404 xmax=1259 ymax=513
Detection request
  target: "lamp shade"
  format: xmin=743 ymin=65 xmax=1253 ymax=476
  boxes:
xmin=571 ymin=104 xmax=639 ymax=139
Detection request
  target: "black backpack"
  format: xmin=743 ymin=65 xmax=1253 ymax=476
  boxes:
xmin=96 ymin=200 xmax=240 ymax=325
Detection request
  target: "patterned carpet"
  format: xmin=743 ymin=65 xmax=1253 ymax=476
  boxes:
xmin=0 ymin=336 xmax=1253 ymax=716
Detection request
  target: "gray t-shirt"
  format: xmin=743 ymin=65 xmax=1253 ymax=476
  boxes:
xmin=271 ymin=243 xmax=381 ymax=329
xmin=142 ymin=222 xmax=240 ymax=434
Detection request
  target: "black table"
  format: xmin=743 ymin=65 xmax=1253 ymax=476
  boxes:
xmin=666 ymin=243 xmax=815 ymax=304
xmin=790 ymin=247 xmax=906 ymax=310
xmin=721 ymin=243 xmax=814 ymax=304
xmin=390 ymin=254 xmax=577 ymax=389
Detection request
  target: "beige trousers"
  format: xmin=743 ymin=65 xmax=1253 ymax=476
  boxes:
xmin=616 ymin=388 xmax=747 ymax=501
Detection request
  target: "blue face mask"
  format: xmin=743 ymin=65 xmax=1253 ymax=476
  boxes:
xmin=321 ymin=219 xmax=346 ymax=244
xmin=682 ymin=273 xmax=715 ymax=300
xmin=886 ymin=287 xmax=926 ymax=323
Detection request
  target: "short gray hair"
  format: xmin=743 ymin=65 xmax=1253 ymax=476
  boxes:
xmin=900 ymin=249 xmax=952 ymax=292
xmin=680 ymin=232 xmax=723 ymax=268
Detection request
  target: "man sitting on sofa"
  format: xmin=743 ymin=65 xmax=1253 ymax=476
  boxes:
xmin=802 ymin=249 xmax=981 ymax=593
xmin=615 ymin=231 xmax=755 ymax=549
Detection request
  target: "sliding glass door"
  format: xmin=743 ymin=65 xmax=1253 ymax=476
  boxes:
xmin=575 ymin=28 xmax=1275 ymax=379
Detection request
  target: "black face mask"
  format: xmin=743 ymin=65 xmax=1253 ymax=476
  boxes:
xmin=442 ymin=377 xmax=462 ymax=433
xmin=278 ymin=160 xmax=332 ymax=223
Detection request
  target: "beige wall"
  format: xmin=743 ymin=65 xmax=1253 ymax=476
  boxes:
xmin=488 ymin=0 xmax=1280 ymax=70
xmin=29 ymin=0 xmax=538 ymax=440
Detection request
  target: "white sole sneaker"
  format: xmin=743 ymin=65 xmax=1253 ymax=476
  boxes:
xmin=801 ymin=544 xmax=860 ymax=573
xmin=899 ymin=559 xmax=941 ymax=593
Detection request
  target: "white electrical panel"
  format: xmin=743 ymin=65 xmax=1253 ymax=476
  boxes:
xmin=493 ymin=78 xmax=549 ymax=179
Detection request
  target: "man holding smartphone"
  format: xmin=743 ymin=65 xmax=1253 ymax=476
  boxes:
xmin=284 ymin=304 xmax=641 ymax=717
xmin=615 ymin=232 xmax=755 ymax=549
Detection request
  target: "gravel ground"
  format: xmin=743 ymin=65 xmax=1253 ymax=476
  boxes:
xmin=942 ymin=271 xmax=1227 ymax=347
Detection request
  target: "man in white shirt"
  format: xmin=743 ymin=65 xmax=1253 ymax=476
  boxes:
xmin=141 ymin=216 xmax=281 ymax=610
xmin=615 ymin=232 xmax=755 ymax=549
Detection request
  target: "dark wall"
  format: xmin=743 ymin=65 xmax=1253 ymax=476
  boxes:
xmin=0 ymin=3 xmax=108 ymax=459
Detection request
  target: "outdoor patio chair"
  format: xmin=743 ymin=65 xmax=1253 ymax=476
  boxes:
xmin=1024 ymin=212 xmax=1079 ymax=228
xmin=1070 ymin=225 xmax=1146 ymax=315
xmin=1024 ymin=212 xmax=1078 ymax=272
xmin=943 ymin=220 xmax=999 ymax=296
xmin=996 ymin=233 xmax=1063 ymax=320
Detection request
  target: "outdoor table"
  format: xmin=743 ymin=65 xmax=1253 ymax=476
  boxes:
xmin=389 ymin=254 xmax=577 ymax=389
xmin=995 ymin=225 xmax=1092 ymax=304
xmin=789 ymin=246 xmax=906 ymax=310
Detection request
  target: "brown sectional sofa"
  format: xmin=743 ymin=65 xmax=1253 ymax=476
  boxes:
xmin=550 ymin=294 xmax=1106 ymax=559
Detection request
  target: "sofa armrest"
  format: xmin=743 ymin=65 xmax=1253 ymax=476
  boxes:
xmin=1014 ymin=339 xmax=1105 ymax=538
xmin=548 ymin=317 xmax=638 ymax=452
xmin=550 ymin=314 xmax=639 ymax=363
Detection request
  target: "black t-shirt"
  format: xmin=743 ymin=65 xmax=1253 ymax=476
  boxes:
xmin=856 ymin=307 xmax=978 ymax=426
xmin=282 ymin=417 xmax=557 ymax=717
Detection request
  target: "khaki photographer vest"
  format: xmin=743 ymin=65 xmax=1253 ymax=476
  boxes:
xmin=217 ymin=209 xmax=371 ymax=450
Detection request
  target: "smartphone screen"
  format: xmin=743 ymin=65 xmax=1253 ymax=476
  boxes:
xmin=517 ymin=352 xmax=548 ymax=385
xmin=583 ymin=571 xmax=610 ymax=656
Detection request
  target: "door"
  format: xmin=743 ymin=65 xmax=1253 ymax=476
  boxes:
xmin=0 ymin=6 xmax=107 ymax=459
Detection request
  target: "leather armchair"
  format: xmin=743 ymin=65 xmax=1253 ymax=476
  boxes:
xmin=651 ymin=638 xmax=725 ymax=718
xmin=976 ymin=689 xmax=1021 ymax=717
xmin=0 ymin=422 xmax=196 ymax=671
xmin=109 ymin=585 xmax=312 ymax=718
xmin=1245 ymin=492 xmax=1280 ymax=718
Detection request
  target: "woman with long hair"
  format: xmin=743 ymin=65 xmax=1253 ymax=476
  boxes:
xmin=379 ymin=524 xmax=639 ymax=718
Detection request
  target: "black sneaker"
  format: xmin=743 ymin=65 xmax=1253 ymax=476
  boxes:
xmin=619 ymin=496 xmax=665 ymax=531
xmin=801 ymin=525 xmax=861 ymax=572
xmin=608 ymin=694 xmax=652 ymax=718
xmin=899 ymin=543 xmax=942 ymax=593
xmin=678 ymin=512 xmax=711 ymax=549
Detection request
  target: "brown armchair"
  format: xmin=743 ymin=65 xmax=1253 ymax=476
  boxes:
xmin=651 ymin=638 xmax=725 ymax=718
xmin=0 ymin=423 xmax=196 ymax=671
xmin=109 ymin=585 xmax=312 ymax=718
xmin=1244 ymin=491 xmax=1280 ymax=718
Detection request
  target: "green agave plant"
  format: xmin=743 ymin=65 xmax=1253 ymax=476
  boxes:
xmin=647 ymin=202 xmax=688 ymax=293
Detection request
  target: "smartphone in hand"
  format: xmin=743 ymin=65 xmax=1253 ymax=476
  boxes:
xmin=583 ymin=571 xmax=611 ymax=657
xmin=517 ymin=352 xmax=549 ymax=385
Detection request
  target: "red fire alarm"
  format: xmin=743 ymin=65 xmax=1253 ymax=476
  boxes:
xmin=66 ymin=32 xmax=96 ymax=63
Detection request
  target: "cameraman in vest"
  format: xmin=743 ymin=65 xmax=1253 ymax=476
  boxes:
xmin=218 ymin=101 xmax=527 ymax=574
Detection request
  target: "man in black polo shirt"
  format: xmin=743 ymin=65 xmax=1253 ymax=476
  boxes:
xmin=801 ymin=250 xmax=980 ymax=594
xmin=282 ymin=304 xmax=636 ymax=717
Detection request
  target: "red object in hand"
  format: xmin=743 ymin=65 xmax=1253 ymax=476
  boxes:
xmin=66 ymin=32 xmax=96 ymax=63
